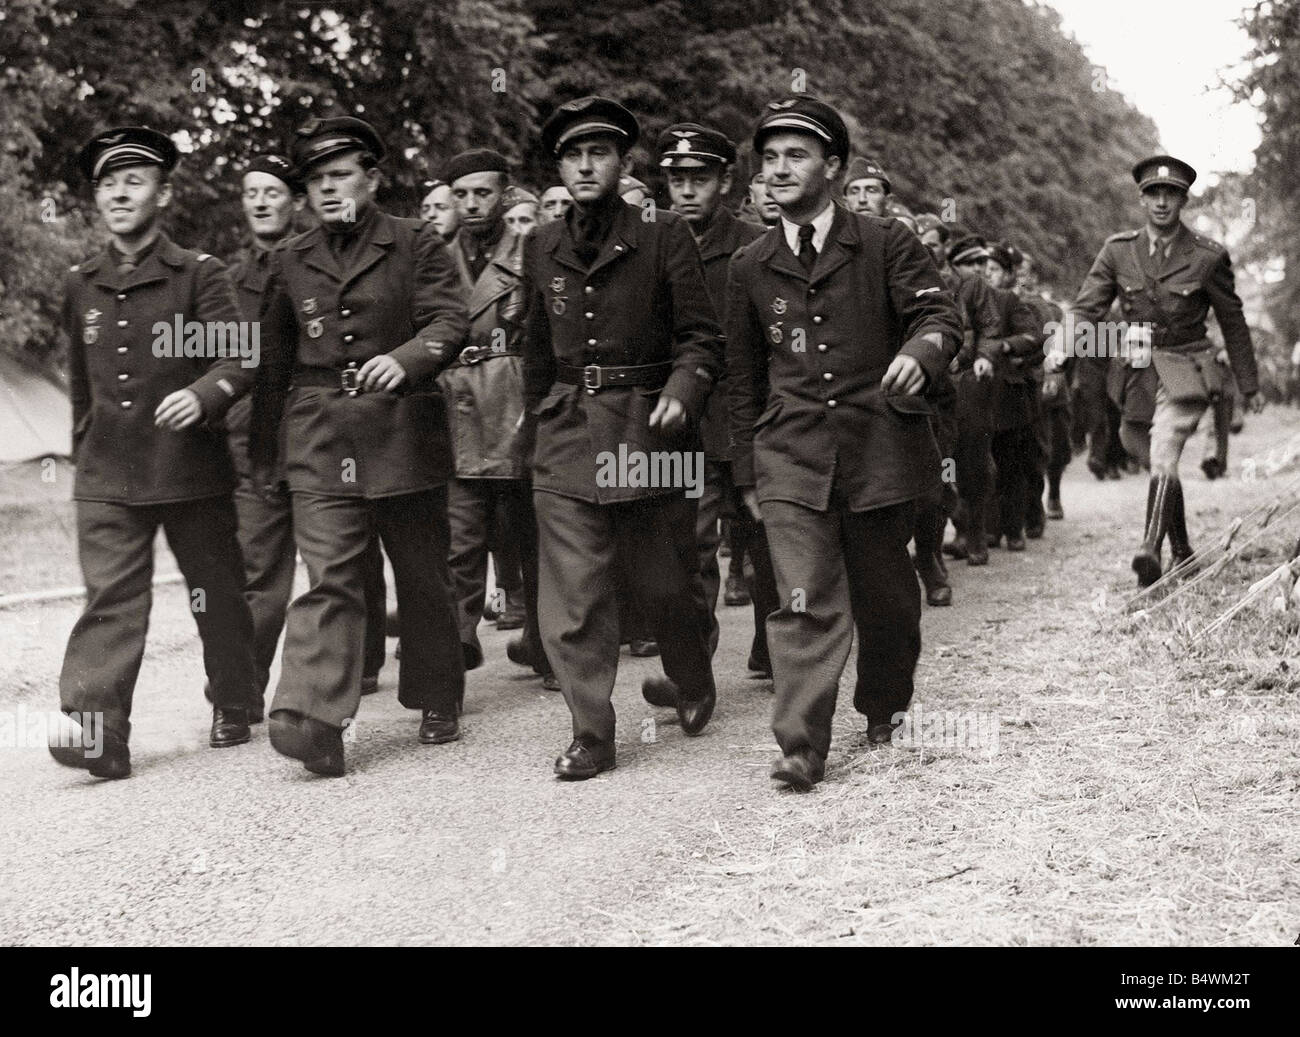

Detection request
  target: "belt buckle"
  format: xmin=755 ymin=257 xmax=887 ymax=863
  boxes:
xmin=460 ymin=346 xmax=482 ymax=366
xmin=582 ymin=364 xmax=602 ymax=391
xmin=341 ymin=362 xmax=361 ymax=397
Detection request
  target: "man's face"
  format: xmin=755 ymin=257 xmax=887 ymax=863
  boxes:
xmin=241 ymin=171 xmax=298 ymax=242
xmin=952 ymin=258 xmax=987 ymax=282
xmin=666 ymin=166 xmax=730 ymax=226
xmin=760 ymin=131 xmax=840 ymax=216
xmin=94 ymin=163 xmax=170 ymax=240
xmin=1017 ymin=256 xmax=1040 ymax=293
xmin=505 ymin=201 xmax=539 ymax=236
xmin=558 ymin=135 xmax=623 ymax=205
xmin=539 ymin=185 xmax=572 ymax=223
xmin=748 ymin=175 xmax=781 ymax=223
xmin=844 ymin=177 xmax=888 ymax=216
xmin=304 ymin=150 xmax=377 ymax=226
xmin=422 ymin=184 xmax=458 ymax=238
xmin=985 ymin=262 xmax=1012 ymax=289
xmin=920 ymin=228 xmax=947 ymax=266
xmin=451 ymin=170 xmax=506 ymax=238
xmin=1141 ymin=184 xmax=1187 ymax=231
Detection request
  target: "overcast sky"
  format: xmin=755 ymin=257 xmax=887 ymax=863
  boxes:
xmin=1043 ymin=0 xmax=1260 ymax=186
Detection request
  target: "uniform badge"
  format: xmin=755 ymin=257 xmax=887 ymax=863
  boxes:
xmin=306 ymin=318 xmax=324 ymax=338
xmin=550 ymin=277 xmax=565 ymax=294
xmin=769 ymin=323 xmax=783 ymax=345
xmin=302 ymin=298 xmax=317 ymax=315
xmin=85 ymin=308 xmax=102 ymax=325
xmin=771 ymin=297 xmax=787 ymax=315
xmin=83 ymin=326 xmax=98 ymax=345
xmin=552 ymin=296 xmax=567 ymax=316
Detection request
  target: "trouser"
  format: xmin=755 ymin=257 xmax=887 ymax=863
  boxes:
xmin=1043 ymin=404 xmax=1073 ymax=499
xmin=534 ymin=490 xmax=715 ymax=748
xmin=273 ymin=488 xmax=463 ymax=729
xmin=992 ymin=424 xmax=1036 ymax=539
xmin=1202 ymin=391 xmax=1234 ymax=472
xmin=1150 ymin=385 xmax=1212 ymax=478
xmin=761 ymin=496 xmax=919 ymax=760
xmin=59 ymin=496 xmax=256 ymax=742
xmin=231 ymin=476 xmax=385 ymax=699
xmin=696 ymin=458 xmax=778 ymax=665
xmin=446 ymin=476 xmax=545 ymax=666
xmin=953 ymin=370 xmax=994 ymax=543
xmin=1025 ymin=408 xmax=1050 ymax=531
xmin=489 ymin=496 xmax=524 ymax=597
xmin=1119 ymin=420 xmax=1152 ymax=470
xmin=1075 ymin=354 xmax=1112 ymax=471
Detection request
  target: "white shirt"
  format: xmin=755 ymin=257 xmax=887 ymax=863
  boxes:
xmin=781 ymin=200 xmax=836 ymax=256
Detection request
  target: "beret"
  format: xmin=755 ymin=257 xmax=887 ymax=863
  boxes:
xmin=244 ymin=153 xmax=298 ymax=192
xmin=443 ymin=148 xmax=510 ymax=186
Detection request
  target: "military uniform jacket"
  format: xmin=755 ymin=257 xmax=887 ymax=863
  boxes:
xmin=726 ymin=205 xmax=962 ymax=511
xmin=255 ymin=207 xmax=469 ymax=499
xmin=224 ymin=243 xmax=280 ymax=481
xmin=437 ymin=227 xmax=529 ymax=479
xmin=942 ymin=266 xmax=999 ymax=370
xmin=1071 ymin=223 xmax=1258 ymax=394
xmin=695 ymin=208 xmax=766 ymax=461
xmin=62 ymin=234 xmax=254 ymax=504
xmin=987 ymin=286 xmax=1045 ymax=430
xmin=521 ymin=201 xmax=725 ymax=504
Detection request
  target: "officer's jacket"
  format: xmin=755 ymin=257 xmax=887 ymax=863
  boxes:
xmin=1071 ymin=223 xmax=1258 ymax=394
xmin=725 ymin=205 xmax=962 ymax=511
xmin=521 ymin=201 xmax=724 ymax=504
xmin=987 ymin=286 xmax=1044 ymax=430
xmin=942 ymin=266 xmax=998 ymax=370
xmin=62 ymin=234 xmax=253 ymax=504
xmin=254 ymin=206 xmax=469 ymax=498
xmin=224 ymin=244 xmax=279 ymax=481
xmin=437 ymin=227 xmax=528 ymax=479
xmin=695 ymin=208 xmax=766 ymax=461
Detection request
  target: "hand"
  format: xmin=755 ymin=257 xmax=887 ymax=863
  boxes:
xmin=1246 ymin=391 xmax=1265 ymax=415
xmin=154 ymin=388 xmax=203 ymax=430
xmin=648 ymin=394 xmax=686 ymax=432
xmin=358 ymin=354 xmax=407 ymax=392
xmin=881 ymin=354 xmax=926 ymax=395
xmin=742 ymin=487 xmax=762 ymax=523
xmin=973 ymin=357 xmax=993 ymax=380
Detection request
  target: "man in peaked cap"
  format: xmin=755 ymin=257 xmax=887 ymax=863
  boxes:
xmin=843 ymin=156 xmax=891 ymax=217
xmin=250 ymin=115 xmax=469 ymax=776
xmin=1069 ymin=153 xmax=1262 ymax=588
xmin=52 ymin=126 xmax=259 ymax=779
xmin=522 ymin=96 xmax=725 ymax=779
xmin=728 ymin=96 xmax=961 ymax=790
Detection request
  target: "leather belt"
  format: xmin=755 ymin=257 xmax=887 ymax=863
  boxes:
xmin=458 ymin=345 xmax=522 ymax=365
xmin=556 ymin=361 xmax=671 ymax=392
xmin=291 ymin=363 xmax=370 ymax=396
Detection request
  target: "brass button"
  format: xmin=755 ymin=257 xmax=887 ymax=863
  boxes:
xmin=117 ymin=347 xmax=128 ymax=354
xmin=117 ymin=373 xmax=129 ymax=381
xmin=584 ymin=285 xmax=594 ymax=295
xmin=587 ymin=338 xmax=597 ymax=346
xmin=823 ymin=372 xmax=833 ymax=381
xmin=826 ymin=399 xmax=836 ymax=408
xmin=341 ymin=308 xmax=352 ymax=317
xmin=343 ymin=334 xmax=354 ymax=343
xmin=117 ymin=319 xmax=128 ymax=328
xmin=120 ymin=400 xmax=133 ymax=409
xmin=116 ymin=293 xmax=126 ymax=301
xmin=817 ymin=343 xmax=828 ymax=352
xmin=584 ymin=312 xmax=594 ymax=320
xmin=812 ymin=315 xmax=823 ymax=325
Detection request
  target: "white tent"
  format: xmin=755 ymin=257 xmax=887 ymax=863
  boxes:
xmin=0 ymin=353 xmax=71 ymax=462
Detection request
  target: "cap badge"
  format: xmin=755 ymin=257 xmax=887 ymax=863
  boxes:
xmin=1158 ymin=165 xmax=1169 ymax=178
xmin=674 ymin=138 xmax=694 ymax=153
xmin=768 ymin=99 xmax=798 ymax=110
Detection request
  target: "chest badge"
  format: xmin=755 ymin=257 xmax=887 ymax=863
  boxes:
xmin=552 ymin=296 xmax=567 ymax=316
xmin=85 ymin=308 xmax=102 ymax=325
xmin=771 ymin=297 xmax=787 ymax=315
xmin=550 ymin=277 xmax=565 ymax=294
xmin=769 ymin=323 xmax=783 ymax=345
xmin=306 ymin=318 xmax=324 ymax=339
xmin=83 ymin=326 xmax=99 ymax=344
xmin=302 ymin=297 xmax=318 ymax=315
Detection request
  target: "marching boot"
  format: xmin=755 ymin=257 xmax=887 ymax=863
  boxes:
xmin=1132 ymin=476 xmax=1173 ymax=588
xmin=1166 ymin=479 xmax=1199 ymax=576
xmin=966 ymin=498 xmax=989 ymax=566
xmin=944 ymin=500 xmax=969 ymax=559
xmin=912 ymin=503 xmax=952 ymax=606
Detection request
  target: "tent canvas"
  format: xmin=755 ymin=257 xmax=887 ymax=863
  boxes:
xmin=0 ymin=354 xmax=71 ymax=463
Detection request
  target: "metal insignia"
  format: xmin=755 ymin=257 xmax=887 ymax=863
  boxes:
xmin=302 ymin=297 xmax=317 ymax=314
xmin=85 ymin=308 xmax=102 ymax=325
xmin=83 ymin=327 xmax=98 ymax=345
xmin=769 ymin=323 xmax=783 ymax=344
xmin=552 ymin=297 xmax=567 ymax=316
xmin=306 ymin=318 xmax=323 ymax=338
xmin=771 ymin=297 xmax=787 ymax=315
xmin=550 ymin=277 xmax=565 ymax=293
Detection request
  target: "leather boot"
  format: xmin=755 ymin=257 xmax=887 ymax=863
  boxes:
xmin=1132 ymin=476 xmax=1173 ymax=587
xmin=966 ymin=498 xmax=989 ymax=566
xmin=1166 ymin=479 xmax=1198 ymax=575
xmin=913 ymin=505 xmax=952 ymax=606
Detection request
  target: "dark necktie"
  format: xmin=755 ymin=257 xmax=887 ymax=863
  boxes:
xmin=797 ymin=223 xmax=817 ymax=273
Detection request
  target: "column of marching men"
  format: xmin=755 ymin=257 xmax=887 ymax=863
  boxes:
xmin=48 ymin=94 xmax=1260 ymax=788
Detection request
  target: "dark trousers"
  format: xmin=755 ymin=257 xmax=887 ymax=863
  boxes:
xmin=697 ymin=458 xmax=778 ymax=666
xmin=534 ymin=489 xmax=715 ymax=748
xmin=1076 ymin=354 xmax=1112 ymax=471
xmin=1025 ymin=409 xmax=1050 ymax=531
xmin=59 ymin=496 xmax=256 ymax=741
xmin=273 ymin=488 xmax=463 ymax=729
xmin=232 ymin=477 xmax=385 ymax=699
xmin=488 ymin=496 xmax=524 ymax=597
xmin=446 ymin=476 xmax=544 ymax=663
xmin=761 ymin=496 xmax=919 ymax=759
xmin=992 ymin=424 xmax=1036 ymax=539
xmin=1043 ymin=404 xmax=1073 ymax=498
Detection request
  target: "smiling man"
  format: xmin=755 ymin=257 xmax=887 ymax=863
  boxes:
xmin=726 ymin=97 xmax=961 ymax=790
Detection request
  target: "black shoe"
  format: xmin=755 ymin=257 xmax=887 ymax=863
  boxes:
xmin=1106 ymin=465 xmax=1122 ymax=480
xmin=1025 ymin=522 xmax=1044 ymax=540
xmin=418 ymin=710 xmax=460 ymax=745
xmin=205 ymin=680 xmax=264 ymax=723
xmin=770 ymin=750 xmax=824 ymax=791
xmin=360 ymin=674 xmax=379 ymax=696
xmin=987 ymin=532 xmax=1001 ymax=549
xmin=506 ymin=636 xmax=546 ymax=675
xmin=629 ymin=639 xmax=659 ymax=657
xmin=48 ymin=716 xmax=131 ymax=780
xmin=915 ymin=557 xmax=952 ymax=607
xmin=1133 ymin=476 xmax=1173 ymax=588
xmin=942 ymin=536 xmax=968 ymax=559
xmin=867 ymin=721 xmax=901 ymax=746
xmin=482 ymin=601 xmax=499 ymax=624
xmin=641 ymin=676 xmax=679 ymax=708
xmin=496 ymin=591 xmax=526 ymax=631
xmin=541 ymin=673 xmax=561 ymax=692
xmin=1087 ymin=459 xmax=1107 ymax=481
xmin=966 ymin=544 xmax=989 ymax=566
xmin=1046 ymin=497 xmax=1064 ymax=520
xmin=723 ymin=574 xmax=751 ymax=607
xmin=1005 ymin=535 xmax=1027 ymax=552
xmin=210 ymin=706 xmax=251 ymax=749
xmin=554 ymin=739 xmax=616 ymax=780
xmin=462 ymin=641 xmax=483 ymax=671
xmin=746 ymin=651 xmax=773 ymax=679
xmin=1201 ymin=457 xmax=1224 ymax=481
xmin=268 ymin=710 xmax=345 ymax=777
xmin=677 ymin=686 xmax=717 ymax=736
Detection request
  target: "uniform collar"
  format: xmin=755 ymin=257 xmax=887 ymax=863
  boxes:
xmin=780 ymin=198 xmax=836 ymax=254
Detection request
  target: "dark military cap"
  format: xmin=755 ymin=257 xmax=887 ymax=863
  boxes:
xmin=443 ymin=148 xmax=510 ymax=185
xmin=542 ymin=97 xmax=640 ymax=157
xmin=77 ymin=126 xmax=179 ymax=182
xmin=986 ymin=242 xmax=1019 ymax=272
xmin=844 ymin=155 xmax=891 ymax=192
xmin=657 ymin=123 xmax=737 ymax=168
xmin=948 ymin=235 xmax=990 ymax=266
xmin=291 ymin=116 xmax=385 ymax=174
xmin=1132 ymin=154 xmax=1196 ymax=192
xmin=752 ymin=96 xmax=850 ymax=163
xmin=244 ymin=153 xmax=299 ymax=192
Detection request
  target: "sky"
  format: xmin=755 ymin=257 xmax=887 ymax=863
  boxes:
xmin=1043 ymin=0 xmax=1261 ymax=186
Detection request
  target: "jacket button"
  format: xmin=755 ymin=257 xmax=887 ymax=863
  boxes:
xmin=584 ymin=312 xmax=594 ymax=320
xmin=826 ymin=399 xmax=837 ymax=408
xmin=116 ymin=293 xmax=126 ymax=301
xmin=809 ymin=287 xmax=817 ymax=296
xmin=343 ymin=334 xmax=354 ymax=343
xmin=117 ymin=319 xmax=128 ymax=328
xmin=341 ymin=308 xmax=352 ymax=317
xmin=817 ymin=343 xmax=828 ymax=352
xmin=117 ymin=346 xmax=128 ymax=354
xmin=120 ymin=400 xmax=132 ymax=409
xmin=587 ymin=338 xmax=597 ymax=346
xmin=584 ymin=285 xmax=594 ymax=295
xmin=823 ymin=372 xmax=833 ymax=381
xmin=812 ymin=315 xmax=823 ymax=324
xmin=117 ymin=373 xmax=129 ymax=381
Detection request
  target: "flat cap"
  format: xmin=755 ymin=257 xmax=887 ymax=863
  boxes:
xmin=77 ymin=126 xmax=179 ymax=181
xmin=844 ymin=156 xmax=890 ymax=191
xmin=291 ymin=116 xmax=385 ymax=175
xmin=443 ymin=148 xmax=510 ymax=186
xmin=542 ymin=96 xmax=639 ymax=157
xmin=752 ymin=96 xmax=850 ymax=163
xmin=657 ymin=123 xmax=737 ymax=168
xmin=244 ymin=153 xmax=298 ymax=192
xmin=986 ymin=242 xmax=1020 ymax=272
xmin=948 ymin=235 xmax=990 ymax=266
xmin=1132 ymin=154 xmax=1196 ymax=192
